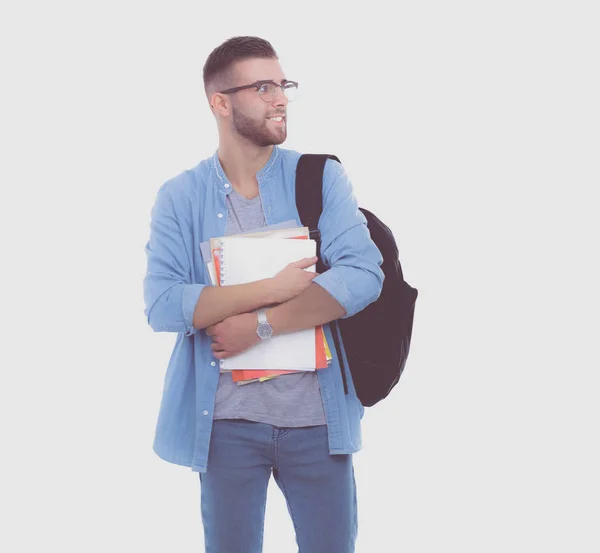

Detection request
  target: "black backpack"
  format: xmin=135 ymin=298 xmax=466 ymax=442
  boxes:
xmin=295 ymin=154 xmax=418 ymax=407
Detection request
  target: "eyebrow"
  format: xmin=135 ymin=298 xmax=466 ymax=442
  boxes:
xmin=255 ymin=79 xmax=289 ymax=85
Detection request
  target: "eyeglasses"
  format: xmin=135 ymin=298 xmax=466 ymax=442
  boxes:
xmin=219 ymin=80 xmax=298 ymax=102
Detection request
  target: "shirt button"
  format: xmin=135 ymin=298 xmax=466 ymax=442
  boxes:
xmin=224 ymin=183 xmax=230 ymax=188
xmin=217 ymin=213 xmax=223 ymax=218
xmin=210 ymin=361 xmax=216 ymax=366
xmin=203 ymin=410 xmax=209 ymax=416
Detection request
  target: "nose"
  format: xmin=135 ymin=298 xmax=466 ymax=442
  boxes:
xmin=271 ymin=85 xmax=289 ymax=106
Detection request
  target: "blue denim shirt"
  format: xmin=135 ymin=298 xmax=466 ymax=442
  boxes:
xmin=143 ymin=146 xmax=384 ymax=472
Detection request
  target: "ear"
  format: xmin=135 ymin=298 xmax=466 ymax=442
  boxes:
xmin=210 ymin=93 xmax=230 ymax=117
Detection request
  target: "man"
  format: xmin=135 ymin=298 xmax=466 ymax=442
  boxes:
xmin=143 ymin=36 xmax=384 ymax=553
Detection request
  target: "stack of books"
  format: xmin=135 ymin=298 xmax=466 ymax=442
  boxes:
xmin=200 ymin=221 xmax=332 ymax=385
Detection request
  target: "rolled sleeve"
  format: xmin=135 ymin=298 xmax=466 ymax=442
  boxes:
xmin=143 ymin=183 xmax=206 ymax=334
xmin=313 ymin=269 xmax=352 ymax=315
xmin=313 ymin=159 xmax=385 ymax=319
xmin=181 ymin=283 xmax=206 ymax=335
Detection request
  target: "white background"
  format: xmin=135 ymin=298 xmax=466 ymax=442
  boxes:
xmin=2 ymin=1 xmax=599 ymax=551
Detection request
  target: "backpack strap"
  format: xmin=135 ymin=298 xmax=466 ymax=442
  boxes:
xmin=295 ymin=153 xmax=349 ymax=395
xmin=295 ymin=153 xmax=341 ymax=274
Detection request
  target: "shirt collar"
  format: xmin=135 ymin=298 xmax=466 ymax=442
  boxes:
xmin=211 ymin=146 xmax=280 ymax=192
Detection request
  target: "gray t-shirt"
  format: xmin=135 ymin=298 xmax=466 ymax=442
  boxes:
xmin=212 ymin=188 xmax=327 ymax=427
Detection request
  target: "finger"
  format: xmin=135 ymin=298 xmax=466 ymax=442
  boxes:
xmin=206 ymin=322 xmax=223 ymax=336
xmin=291 ymin=256 xmax=319 ymax=268
xmin=292 ymin=256 xmax=318 ymax=265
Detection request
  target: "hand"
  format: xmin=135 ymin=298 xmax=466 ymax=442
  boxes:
xmin=268 ymin=256 xmax=319 ymax=304
xmin=206 ymin=313 xmax=261 ymax=360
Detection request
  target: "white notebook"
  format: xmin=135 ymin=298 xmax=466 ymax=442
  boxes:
xmin=218 ymin=236 xmax=318 ymax=371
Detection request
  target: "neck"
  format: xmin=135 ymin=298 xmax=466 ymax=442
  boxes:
xmin=217 ymin=134 xmax=274 ymax=196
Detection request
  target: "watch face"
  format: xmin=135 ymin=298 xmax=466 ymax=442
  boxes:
xmin=257 ymin=323 xmax=273 ymax=339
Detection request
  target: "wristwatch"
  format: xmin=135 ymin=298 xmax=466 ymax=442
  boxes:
xmin=256 ymin=309 xmax=273 ymax=340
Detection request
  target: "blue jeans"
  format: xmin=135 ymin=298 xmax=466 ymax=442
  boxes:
xmin=198 ymin=419 xmax=358 ymax=553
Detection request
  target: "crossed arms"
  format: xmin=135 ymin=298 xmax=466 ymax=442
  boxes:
xmin=143 ymin=160 xmax=384 ymax=350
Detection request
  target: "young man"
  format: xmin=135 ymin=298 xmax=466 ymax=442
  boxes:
xmin=143 ymin=36 xmax=384 ymax=553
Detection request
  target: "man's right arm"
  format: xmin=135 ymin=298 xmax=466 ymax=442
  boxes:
xmin=191 ymin=280 xmax=276 ymax=331
xmin=143 ymin=181 xmax=315 ymax=336
xmin=144 ymin=183 xmax=276 ymax=336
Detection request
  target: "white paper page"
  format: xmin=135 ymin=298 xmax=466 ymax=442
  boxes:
xmin=219 ymin=236 xmax=317 ymax=285
xmin=219 ymin=236 xmax=317 ymax=370
xmin=199 ymin=219 xmax=299 ymax=268
xmin=206 ymin=259 xmax=216 ymax=286
xmin=220 ymin=328 xmax=317 ymax=370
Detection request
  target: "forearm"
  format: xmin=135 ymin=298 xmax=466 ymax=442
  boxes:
xmin=266 ymin=282 xmax=346 ymax=336
xmin=193 ymin=279 xmax=275 ymax=330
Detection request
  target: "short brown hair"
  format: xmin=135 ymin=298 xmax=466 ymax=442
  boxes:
xmin=203 ymin=36 xmax=278 ymax=99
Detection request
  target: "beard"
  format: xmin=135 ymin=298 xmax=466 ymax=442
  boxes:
xmin=231 ymin=105 xmax=287 ymax=147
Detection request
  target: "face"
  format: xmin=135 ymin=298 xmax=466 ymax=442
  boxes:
xmin=222 ymin=58 xmax=289 ymax=147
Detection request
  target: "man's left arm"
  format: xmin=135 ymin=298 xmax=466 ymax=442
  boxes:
xmin=267 ymin=159 xmax=384 ymax=334
xmin=207 ymin=160 xmax=384 ymax=356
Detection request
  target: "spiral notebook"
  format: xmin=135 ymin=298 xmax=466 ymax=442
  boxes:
xmin=218 ymin=236 xmax=319 ymax=371
xmin=209 ymin=226 xmax=310 ymax=288
xmin=200 ymin=220 xmax=307 ymax=286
